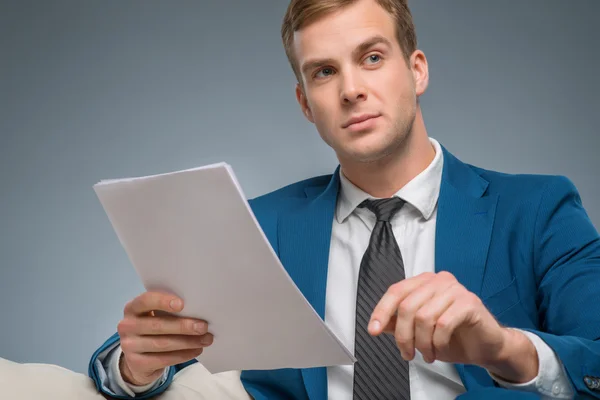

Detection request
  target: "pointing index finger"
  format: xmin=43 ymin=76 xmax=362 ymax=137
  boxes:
xmin=369 ymin=273 xmax=435 ymax=335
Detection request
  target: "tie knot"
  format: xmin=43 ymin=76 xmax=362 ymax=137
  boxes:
xmin=359 ymin=197 xmax=405 ymax=222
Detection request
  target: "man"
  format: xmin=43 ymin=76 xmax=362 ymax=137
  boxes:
xmin=88 ymin=0 xmax=600 ymax=399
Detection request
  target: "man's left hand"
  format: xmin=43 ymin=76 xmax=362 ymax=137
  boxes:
xmin=369 ymin=271 xmax=538 ymax=383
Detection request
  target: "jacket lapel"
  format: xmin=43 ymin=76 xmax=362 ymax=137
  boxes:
xmin=277 ymin=169 xmax=340 ymax=400
xmin=435 ymin=146 xmax=499 ymax=389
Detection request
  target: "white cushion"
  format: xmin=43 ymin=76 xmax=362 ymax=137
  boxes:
xmin=0 ymin=357 xmax=250 ymax=400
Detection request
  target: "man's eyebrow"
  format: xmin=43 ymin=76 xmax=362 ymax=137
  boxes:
xmin=351 ymin=35 xmax=393 ymax=60
xmin=300 ymin=35 xmax=393 ymax=76
xmin=301 ymin=57 xmax=337 ymax=76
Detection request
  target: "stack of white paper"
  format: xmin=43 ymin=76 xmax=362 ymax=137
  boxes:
xmin=93 ymin=162 xmax=354 ymax=373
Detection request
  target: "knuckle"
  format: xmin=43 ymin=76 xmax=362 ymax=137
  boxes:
xmin=422 ymin=272 xmax=436 ymax=280
xmin=415 ymin=310 xmax=433 ymax=325
xmin=398 ymin=301 xmax=413 ymax=315
xmin=394 ymin=335 xmax=411 ymax=346
xmin=436 ymin=316 xmax=450 ymax=331
xmin=119 ymin=318 xmax=140 ymax=336
xmin=149 ymin=319 xmax=163 ymax=334
xmin=120 ymin=337 xmax=134 ymax=352
xmin=466 ymin=292 xmax=481 ymax=307
xmin=389 ymin=281 xmax=403 ymax=292
xmin=117 ymin=320 xmax=128 ymax=336
xmin=123 ymin=300 xmax=134 ymax=315
xmin=151 ymin=337 xmax=170 ymax=351
xmin=448 ymin=282 xmax=463 ymax=295
xmin=437 ymin=271 xmax=455 ymax=282
xmin=180 ymin=319 xmax=193 ymax=334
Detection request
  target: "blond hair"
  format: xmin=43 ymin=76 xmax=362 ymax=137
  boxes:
xmin=281 ymin=0 xmax=417 ymax=84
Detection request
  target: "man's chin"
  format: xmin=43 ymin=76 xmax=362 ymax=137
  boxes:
xmin=338 ymin=147 xmax=396 ymax=165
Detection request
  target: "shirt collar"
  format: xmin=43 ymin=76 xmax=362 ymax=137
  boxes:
xmin=336 ymin=137 xmax=444 ymax=223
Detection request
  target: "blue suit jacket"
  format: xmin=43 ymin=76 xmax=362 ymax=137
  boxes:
xmin=89 ymin=146 xmax=600 ymax=399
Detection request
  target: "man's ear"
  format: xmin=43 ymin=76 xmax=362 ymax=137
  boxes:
xmin=410 ymin=50 xmax=429 ymax=97
xmin=295 ymin=83 xmax=314 ymax=123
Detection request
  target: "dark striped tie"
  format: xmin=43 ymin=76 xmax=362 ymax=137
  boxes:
xmin=353 ymin=197 xmax=410 ymax=400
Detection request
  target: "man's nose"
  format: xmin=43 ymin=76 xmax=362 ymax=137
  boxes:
xmin=340 ymin=71 xmax=368 ymax=105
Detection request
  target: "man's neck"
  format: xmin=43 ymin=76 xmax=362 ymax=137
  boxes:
xmin=340 ymin=115 xmax=435 ymax=198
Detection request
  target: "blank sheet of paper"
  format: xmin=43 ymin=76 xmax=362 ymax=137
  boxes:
xmin=93 ymin=163 xmax=354 ymax=373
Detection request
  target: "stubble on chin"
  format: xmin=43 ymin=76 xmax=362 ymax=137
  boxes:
xmin=343 ymin=113 xmax=416 ymax=165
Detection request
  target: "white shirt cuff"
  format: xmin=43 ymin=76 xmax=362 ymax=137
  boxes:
xmin=488 ymin=329 xmax=574 ymax=399
xmin=107 ymin=346 xmax=168 ymax=397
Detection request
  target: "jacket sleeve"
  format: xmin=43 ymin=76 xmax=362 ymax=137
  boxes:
xmin=524 ymin=176 xmax=600 ymax=398
xmin=241 ymin=368 xmax=309 ymax=400
xmin=88 ymin=332 xmax=196 ymax=399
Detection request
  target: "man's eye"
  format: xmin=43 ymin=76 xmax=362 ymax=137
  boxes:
xmin=315 ymin=68 xmax=334 ymax=78
xmin=365 ymin=54 xmax=381 ymax=64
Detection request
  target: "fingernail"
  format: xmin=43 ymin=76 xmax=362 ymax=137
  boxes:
xmin=193 ymin=323 xmax=206 ymax=334
xmin=170 ymin=299 xmax=182 ymax=310
xmin=369 ymin=320 xmax=381 ymax=332
xmin=201 ymin=336 xmax=213 ymax=345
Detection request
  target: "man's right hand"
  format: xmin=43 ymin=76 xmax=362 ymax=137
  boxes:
xmin=117 ymin=291 xmax=213 ymax=386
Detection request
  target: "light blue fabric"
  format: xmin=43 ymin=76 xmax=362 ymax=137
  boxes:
xmin=88 ymin=332 xmax=179 ymax=399
xmin=100 ymin=344 xmax=167 ymax=397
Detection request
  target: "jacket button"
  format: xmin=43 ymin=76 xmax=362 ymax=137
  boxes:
xmin=585 ymin=376 xmax=597 ymax=389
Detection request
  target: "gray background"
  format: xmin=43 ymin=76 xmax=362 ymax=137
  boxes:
xmin=1 ymin=0 xmax=598 ymax=374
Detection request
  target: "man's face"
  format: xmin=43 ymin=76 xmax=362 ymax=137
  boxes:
xmin=293 ymin=0 xmax=428 ymax=164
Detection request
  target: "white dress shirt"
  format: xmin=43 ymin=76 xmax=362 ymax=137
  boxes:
xmin=103 ymin=138 xmax=573 ymax=399
xmin=324 ymin=138 xmax=573 ymax=400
